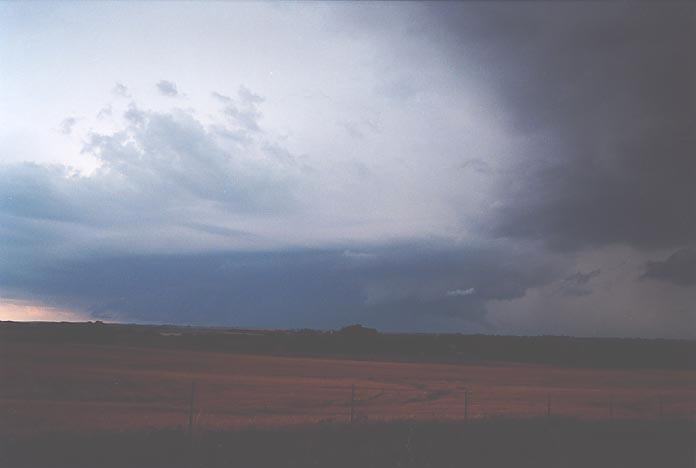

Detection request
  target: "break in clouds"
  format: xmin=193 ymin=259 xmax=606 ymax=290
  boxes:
xmin=0 ymin=2 xmax=694 ymax=337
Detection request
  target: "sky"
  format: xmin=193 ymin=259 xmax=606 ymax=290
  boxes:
xmin=0 ymin=1 xmax=694 ymax=338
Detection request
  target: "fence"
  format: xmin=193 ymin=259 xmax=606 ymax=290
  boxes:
xmin=180 ymin=380 xmax=696 ymax=437
xmin=3 ymin=345 xmax=695 ymax=437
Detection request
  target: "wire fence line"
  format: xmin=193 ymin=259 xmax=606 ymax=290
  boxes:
xmin=4 ymin=377 xmax=693 ymax=436
xmin=181 ymin=380 xmax=696 ymax=436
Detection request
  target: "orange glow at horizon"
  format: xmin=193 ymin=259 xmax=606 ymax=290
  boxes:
xmin=0 ymin=299 xmax=89 ymax=322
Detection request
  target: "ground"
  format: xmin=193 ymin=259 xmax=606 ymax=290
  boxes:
xmin=2 ymin=341 xmax=694 ymax=436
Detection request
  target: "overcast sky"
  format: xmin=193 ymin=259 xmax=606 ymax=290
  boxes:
xmin=1 ymin=2 xmax=694 ymax=338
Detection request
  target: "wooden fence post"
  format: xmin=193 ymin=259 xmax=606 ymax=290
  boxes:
xmin=188 ymin=381 xmax=197 ymax=442
xmin=464 ymin=389 xmax=469 ymax=422
xmin=658 ymin=395 xmax=664 ymax=419
xmin=608 ymin=395 xmax=613 ymax=420
xmin=349 ymin=384 xmax=355 ymax=424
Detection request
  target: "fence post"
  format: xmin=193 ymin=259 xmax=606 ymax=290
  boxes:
xmin=188 ymin=381 xmax=197 ymax=442
xmin=658 ymin=395 xmax=664 ymax=419
xmin=464 ymin=389 xmax=469 ymax=422
xmin=349 ymin=384 xmax=355 ymax=424
xmin=608 ymin=395 xmax=613 ymax=420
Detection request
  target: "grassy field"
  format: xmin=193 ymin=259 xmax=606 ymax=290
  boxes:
xmin=2 ymin=340 xmax=695 ymax=437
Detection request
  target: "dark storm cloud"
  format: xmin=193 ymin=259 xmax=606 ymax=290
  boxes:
xmin=0 ymin=243 xmax=560 ymax=331
xmin=1 ymin=250 xmax=357 ymax=328
xmin=354 ymin=244 xmax=558 ymax=305
xmin=417 ymin=2 xmax=695 ymax=251
xmin=643 ymin=248 xmax=696 ymax=286
xmin=156 ymin=80 xmax=179 ymax=97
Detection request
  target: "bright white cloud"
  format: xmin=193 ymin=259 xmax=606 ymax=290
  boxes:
xmin=446 ymin=288 xmax=476 ymax=297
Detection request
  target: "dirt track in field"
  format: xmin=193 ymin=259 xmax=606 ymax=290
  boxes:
xmin=1 ymin=342 xmax=695 ymax=435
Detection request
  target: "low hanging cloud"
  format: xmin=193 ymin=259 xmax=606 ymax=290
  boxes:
xmin=643 ymin=249 xmax=696 ymax=286
xmin=0 ymin=242 xmax=562 ymax=331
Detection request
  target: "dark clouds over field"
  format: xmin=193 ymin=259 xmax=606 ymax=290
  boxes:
xmin=0 ymin=2 xmax=694 ymax=337
xmin=0 ymin=244 xmax=561 ymax=331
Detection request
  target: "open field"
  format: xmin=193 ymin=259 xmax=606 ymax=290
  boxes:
xmin=2 ymin=340 xmax=695 ymax=437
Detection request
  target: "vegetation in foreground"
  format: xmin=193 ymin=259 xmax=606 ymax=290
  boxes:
xmin=2 ymin=418 xmax=694 ymax=468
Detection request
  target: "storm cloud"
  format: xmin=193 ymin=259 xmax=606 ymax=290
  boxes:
xmin=458 ymin=3 xmax=696 ymax=252
xmin=0 ymin=2 xmax=693 ymax=337
xmin=643 ymin=249 xmax=696 ymax=287
xmin=0 ymin=243 xmax=560 ymax=331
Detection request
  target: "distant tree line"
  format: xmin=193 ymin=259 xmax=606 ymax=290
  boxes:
xmin=1 ymin=321 xmax=694 ymax=370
